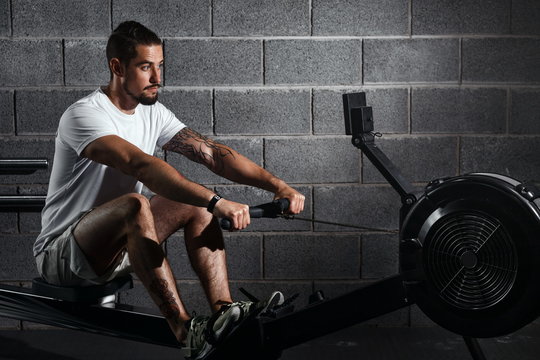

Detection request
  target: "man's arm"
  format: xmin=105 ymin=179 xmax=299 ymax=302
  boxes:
xmin=82 ymin=134 xmax=251 ymax=229
xmin=162 ymin=128 xmax=305 ymax=214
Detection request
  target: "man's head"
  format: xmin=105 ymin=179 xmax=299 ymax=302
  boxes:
xmin=106 ymin=21 xmax=163 ymax=106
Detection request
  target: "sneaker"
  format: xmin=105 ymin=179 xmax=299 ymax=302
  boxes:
xmin=182 ymin=292 xmax=285 ymax=359
xmin=182 ymin=315 xmax=211 ymax=359
xmin=183 ymin=306 xmax=243 ymax=359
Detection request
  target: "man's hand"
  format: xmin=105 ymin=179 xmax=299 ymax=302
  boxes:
xmin=274 ymin=187 xmax=305 ymax=215
xmin=212 ymin=198 xmax=250 ymax=231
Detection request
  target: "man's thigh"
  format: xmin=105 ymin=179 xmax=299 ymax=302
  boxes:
xmin=72 ymin=193 xmax=148 ymax=277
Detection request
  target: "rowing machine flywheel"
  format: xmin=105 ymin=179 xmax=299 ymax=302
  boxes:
xmin=400 ymin=173 xmax=540 ymax=338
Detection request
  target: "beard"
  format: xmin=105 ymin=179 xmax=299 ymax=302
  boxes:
xmin=123 ymin=82 xmax=160 ymax=105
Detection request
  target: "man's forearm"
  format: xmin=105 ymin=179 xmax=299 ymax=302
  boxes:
xmin=213 ymin=151 xmax=288 ymax=194
xmin=135 ymin=156 xmax=215 ymax=207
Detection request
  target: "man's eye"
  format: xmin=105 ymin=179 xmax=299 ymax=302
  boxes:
xmin=141 ymin=66 xmax=150 ymax=71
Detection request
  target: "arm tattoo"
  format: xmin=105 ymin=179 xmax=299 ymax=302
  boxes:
xmin=149 ymin=278 xmax=181 ymax=324
xmin=163 ymin=128 xmax=235 ymax=172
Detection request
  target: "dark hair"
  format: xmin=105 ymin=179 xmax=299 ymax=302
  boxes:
xmin=106 ymin=21 xmax=162 ymax=70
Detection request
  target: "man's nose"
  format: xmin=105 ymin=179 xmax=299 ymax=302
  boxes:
xmin=150 ymin=67 xmax=161 ymax=84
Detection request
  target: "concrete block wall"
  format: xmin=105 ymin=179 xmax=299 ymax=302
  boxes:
xmin=1 ymin=0 xmax=539 ymax=330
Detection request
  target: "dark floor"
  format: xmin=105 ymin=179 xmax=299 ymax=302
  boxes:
xmin=0 ymin=323 xmax=539 ymax=360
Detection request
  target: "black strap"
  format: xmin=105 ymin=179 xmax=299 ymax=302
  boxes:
xmin=207 ymin=194 xmax=222 ymax=213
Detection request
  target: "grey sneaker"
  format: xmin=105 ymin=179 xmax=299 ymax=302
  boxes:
xmin=183 ymin=306 xmax=243 ymax=359
xmin=182 ymin=292 xmax=285 ymax=359
xmin=182 ymin=315 xmax=211 ymax=359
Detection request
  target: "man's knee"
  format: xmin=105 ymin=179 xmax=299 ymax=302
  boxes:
xmin=121 ymin=193 xmax=152 ymax=219
xmin=188 ymin=204 xmax=214 ymax=225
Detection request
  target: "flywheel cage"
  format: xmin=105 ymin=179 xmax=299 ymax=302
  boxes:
xmin=424 ymin=210 xmax=518 ymax=311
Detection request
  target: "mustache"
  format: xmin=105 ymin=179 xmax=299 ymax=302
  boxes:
xmin=144 ymin=84 xmax=162 ymax=90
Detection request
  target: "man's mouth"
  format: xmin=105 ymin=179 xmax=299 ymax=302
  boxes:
xmin=144 ymin=84 xmax=162 ymax=90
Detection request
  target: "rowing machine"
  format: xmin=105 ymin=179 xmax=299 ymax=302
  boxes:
xmin=192 ymin=92 xmax=540 ymax=360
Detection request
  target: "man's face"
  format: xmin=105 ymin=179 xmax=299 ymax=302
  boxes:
xmin=122 ymin=44 xmax=163 ymax=105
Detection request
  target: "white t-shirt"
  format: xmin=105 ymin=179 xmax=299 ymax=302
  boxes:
xmin=34 ymin=88 xmax=185 ymax=256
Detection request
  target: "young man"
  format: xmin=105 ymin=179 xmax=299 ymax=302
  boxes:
xmin=34 ymin=21 xmax=304 ymax=359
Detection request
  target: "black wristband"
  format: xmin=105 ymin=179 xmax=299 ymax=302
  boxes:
xmin=207 ymin=194 xmax=222 ymax=213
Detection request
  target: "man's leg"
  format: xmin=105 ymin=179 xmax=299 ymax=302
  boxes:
xmin=72 ymin=193 xmax=190 ymax=342
xmin=150 ymin=195 xmax=233 ymax=312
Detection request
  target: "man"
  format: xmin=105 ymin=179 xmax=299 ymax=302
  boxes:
xmin=34 ymin=21 xmax=304 ymax=359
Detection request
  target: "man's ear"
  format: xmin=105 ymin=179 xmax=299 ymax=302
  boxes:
xmin=109 ymin=58 xmax=125 ymax=77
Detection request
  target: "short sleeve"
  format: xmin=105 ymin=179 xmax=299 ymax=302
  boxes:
xmin=154 ymin=102 xmax=186 ymax=147
xmin=58 ymin=103 xmax=116 ymax=156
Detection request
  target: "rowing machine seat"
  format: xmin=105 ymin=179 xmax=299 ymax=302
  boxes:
xmin=32 ymin=275 xmax=133 ymax=303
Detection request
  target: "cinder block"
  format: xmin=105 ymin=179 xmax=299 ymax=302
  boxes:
xmin=313 ymin=88 xmax=408 ymax=135
xmin=312 ymin=0 xmax=408 ymax=35
xmin=364 ymin=39 xmax=459 ymax=83
xmin=363 ymin=136 xmax=459 ymax=183
xmin=113 ymin=0 xmax=211 ymax=37
xmin=412 ymin=0 xmax=510 ymax=35
xmin=264 ymin=234 xmax=361 ymax=279
xmin=215 ymin=185 xmax=312 ymax=232
xmin=214 ymin=89 xmax=310 ymax=135
xmin=18 ymin=213 xmax=42 ymax=234
xmin=65 ymin=40 xmax=109 ymax=86
xmin=0 ymin=213 xmax=17 ymax=234
xmin=158 ymin=89 xmax=212 ymax=135
xmin=214 ymin=0 xmax=309 ymax=36
xmin=16 ymin=89 xmax=92 ymax=135
xmin=0 ymin=39 xmax=63 ymax=86
xmin=12 ymin=0 xmax=109 ymax=37
xmin=314 ymin=185 xmax=400 ymax=232
xmin=165 ymin=39 xmax=262 ymax=86
xmin=463 ymin=38 xmax=540 ymax=83
xmin=460 ymin=136 xmax=540 ymax=181
xmin=361 ymin=233 xmax=399 ymax=279
xmin=223 ymin=233 xmax=262 ymax=280
xmin=265 ymin=39 xmax=362 ymax=85
xmin=166 ymin=137 xmax=264 ymax=185
xmin=265 ymin=137 xmax=360 ymax=183
xmin=0 ymin=90 xmax=14 ymax=135
xmin=510 ymin=89 xmax=540 ymax=134
xmin=411 ymin=88 xmax=507 ymax=133
xmin=0 ymin=235 xmax=39 ymax=280
xmin=0 ymin=137 xmax=54 ymax=184
xmin=0 ymin=0 xmax=9 ymax=36
xmin=512 ymin=0 xmax=540 ymax=35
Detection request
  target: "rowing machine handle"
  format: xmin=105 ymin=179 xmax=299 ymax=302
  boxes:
xmin=220 ymin=198 xmax=290 ymax=230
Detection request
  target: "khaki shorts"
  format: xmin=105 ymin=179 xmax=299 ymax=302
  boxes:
xmin=35 ymin=210 xmax=132 ymax=286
